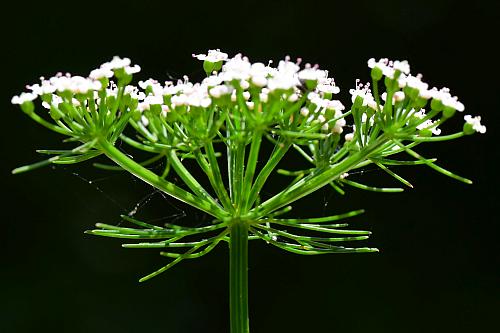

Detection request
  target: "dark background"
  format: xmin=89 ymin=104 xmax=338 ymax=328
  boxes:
xmin=1 ymin=0 xmax=498 ymax=332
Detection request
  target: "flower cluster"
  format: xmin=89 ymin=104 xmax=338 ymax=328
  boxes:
xmin=11 ymin=51 xmax=485 ymax=162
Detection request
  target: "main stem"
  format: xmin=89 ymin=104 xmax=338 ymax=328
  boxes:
xmin=229 ymin=221 xmax=249 ymax=333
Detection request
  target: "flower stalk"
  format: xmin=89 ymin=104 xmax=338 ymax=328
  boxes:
xmin=229 ymin=221 xmax=250 ymax=333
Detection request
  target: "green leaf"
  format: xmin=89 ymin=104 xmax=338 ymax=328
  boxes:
xmin=341 ymin=179 xmax=404 ymax=193
xmin=266 ymin=209 xmax=365 ymax=224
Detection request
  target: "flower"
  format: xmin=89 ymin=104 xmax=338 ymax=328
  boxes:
xmin=221 ymin=54 xmax=252 ymax=81
xmin=298 ymin=66 xmax=327 ymax=82
xmin=89 ymin=68 xmax=114 ymax=80
xmin=125 ymin=65 xmax=141 ymax=75
xmin=192 ymin=49 xmax=228 ymax=63
xmin=316 ymin=75 xmax=340 ymax=94
xmin=209 ymin=85 xmax=233 ymax=98
xmin=349 ymin=80 xmax=377 ymax=109
xmin=393 ymin=60 xmax=410 ymax=75
xmin=430 ymin=87 xmax=465 ymax=112
xmin=41 ymin=94 xmax=63 ymax=109
xmin=368 ymin=58 xmax=410 ymax=79
xmin=11 ymin=92 xmax=36 ymax=105
xmin=417 ymin=119 xmax=441 ymax=135
xmin=48 ymin=75 xmax=102 ymax=94
xmin=27 ymin=78 xmax=57 ymax=95
xmin=101 ymin=56 xmax=132 ymax=70
xmin=464 ymin=115 xmax=486 ymax=134
xmin=267 ymin=73 xmax=298 ymax=92
xmin=381 ymin=91 xmax=405 ymax=103
xmin=249 ymin=62 xmax=273 ymax=87
xmin=344 ymin=132 xmax=354 ymax=141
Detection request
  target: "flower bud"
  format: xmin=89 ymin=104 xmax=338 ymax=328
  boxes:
xmin=463 ymin=122 xmax=475 ymax=135
xmin=418 ymin=128 xmax=433 ymax=137
xmin=370 ymin=66 xmax=383 ymax=81
xmin=442 ymin=106 xmax=456 ymax=118
xmin=203 ymin=61 xmax=216 ymax=75
xmin=304 ymin=79 xmax=318 ymax=91
xmin=323 ymin=92 xmax=333 ymax=100
xmin=430 ymin=98 xmax=444 ymax=111
xmin=203 ymin=61 xmax=223 ymax=75
xmin=20 ymin=100 xmax=35 ymax=114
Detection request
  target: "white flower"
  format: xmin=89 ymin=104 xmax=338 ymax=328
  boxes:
xmin=277 ymin=57 xmax=301 ymax=76
xmin=89 ymin=67 xmax=114 ymax=79
xmin=368 ymin=58 xmax=410 ymax=78
xmin=138 ymin=79 xmax=159 ymax=89
xmin=317 ymin=83 xmax=340 ymax=95
xmin=361 ymin=113 xmax=374 ymax=126
xmin=400 ymin=74 xmax=428 ymax=91
xmin=464 ymin=115 xmax=486 ymax=134
xmin=393 ymin=60 xmax=410 ymax=74
xmin=442 ymin=95 xmax=465 ymax=112
xmin=239 ymin=80 xmax=250 ymax=90
xmin=27 ymin=79 xmax=57 ymax=95
xmin=249 ymin=62 xmax=272 ymax=87
xmin=163 ymin=81 xmax=186 ymax=96
xmin=267 ymin=73 xmax=299 ymax=91
xmin=368 ymin=58 xmax=389 ymax=71
xmin=417 ymin=119 xmax=441 ymax=135
xmin=144 ymin=95 xmax=164 ymax=105
xmin=171 ymin=84 xmax=211 ymax=108
xmin=324 ymin=100 xmax=345 ymax=112
xmin=431 ymin=87 xmax=465 ymax=111
xmin=139 ymin=79 xmax=164 ymax=96
xmin=251 ymin=75 xmax=267 ymax=87
xmin=101 ymin=56 xmax=131 ymax=70
xmin=49 ymin=75 xmax=102 ymax=94
xmin=381 ymin=91 xmax=405 ymax=103
xmin=209 ymin=85 xmax=233 ymax=98
xmin=11 ymin=92 xmax=36 ymax=104
xmin=41 ymin=94 xmax=63 ymax=109
xmin=349 ymin=81 xmax=377 ymax=109
xmin=221 ymin=54 xmax=252 ymax=81
xmin=332 ymin=124 xmax=344 ymax=134
xmin=137 ymin=102 xmax=150 ymax=112
xmin=124 ymin=65 xmax=141 ymax=75
xmin=202 ymin=74 xmax=224 ymax=87
xmin=393 ymin=91 xmax=405 ymax=102
xmin=259 ymin=91 xmax=268 ymax=103
xmin=125 ymin=85 xmax=146 ymax=100
xmin=288 ymin=93 xmax=299 ymax=102
xmin=192 ymin=49 xmax=228 ymax=62
xmin=298 ymin=67 xmax=327 ymax=82
xmin=344 ymin=132 xmax=354 ymax=141
xmin=316 ymin=75 xmax=340 ymax=94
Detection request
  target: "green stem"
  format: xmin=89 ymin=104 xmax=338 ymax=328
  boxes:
xmin=205 ymin=143 xmax=234 ymax=212
xmin=97 ymin=139 xmax=228 ymax=220
xmin=246 ymin=140 xmax=291 ymax=210
xmin=233 ymin=140 xmax=246 ymax=213
xmin=241 ymin=131 xmax=263 ymax=212
xmin=229 ymin=221 xmax=249 ymax=333
xmin=250 ymin=135 xmax=388 ymax=218
xmin=167 ymin=149 xmax=224 ymax=210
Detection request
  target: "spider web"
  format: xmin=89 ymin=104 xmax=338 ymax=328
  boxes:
xmin=56 ymin=165 xmax=188 ymax=227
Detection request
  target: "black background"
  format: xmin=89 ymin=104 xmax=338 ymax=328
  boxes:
xmin=1 ymin=0 xmax=499 ymax=332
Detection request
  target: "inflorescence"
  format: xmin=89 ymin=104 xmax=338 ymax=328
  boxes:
xmin=12 ymin=49 xmax=486 ymax=280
